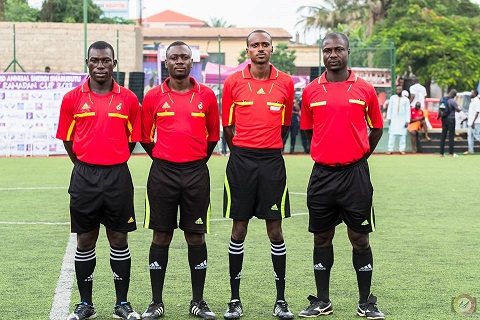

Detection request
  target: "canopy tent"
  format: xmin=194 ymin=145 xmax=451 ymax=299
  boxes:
xmin=204 ymin=60 xmax=309 ymax=89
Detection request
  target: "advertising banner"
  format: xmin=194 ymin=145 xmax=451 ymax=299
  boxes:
xmin=0 ymin=73 xmax=88 ymax=156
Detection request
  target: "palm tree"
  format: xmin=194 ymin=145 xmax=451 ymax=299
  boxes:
xmin=296 ymin=0 xmax=392 ymax=37
xmin=204 ymin=17 xmax=235 ymax=28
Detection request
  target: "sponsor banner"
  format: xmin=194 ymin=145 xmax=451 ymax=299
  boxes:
xmin=0 ymin=73 xmax=88 ymax=156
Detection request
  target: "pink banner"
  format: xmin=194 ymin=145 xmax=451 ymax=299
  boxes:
xmin=0 ymin=73 xmax=88 ymax=90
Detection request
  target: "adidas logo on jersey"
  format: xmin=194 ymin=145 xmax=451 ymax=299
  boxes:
xmin=314 ymin=263 xmax=326 ymax=271
xmin=195 ymin=218 xmax=203 ymax=225
xmin=195 ymin=260 xmax=207 ymax=270
xmin=271 ymin=204 xmax=279 ymax=211
xmin=361 ymin=220 xmax=369 ymax=226
xmin=234 ymin=271 xmax=242 ymax=280
xmin=162 ymin=102 xmax=171 ymax=109
xmin=257 ymin=88 xmax=265 ymax=94
xmin=81 ymin=103 xmax=91 ymax=111
xmin=358 ymin=264 xmax=373 ymax=272
xmin=84 ymin=274 xmax=94 ymax=282
xmin=127 ymin=217 xmax=134 ymax=223
xmin=113 ymin=272 xmax=123 ymax=281
xmin=149 ymin=261 xmax=162 ymax=270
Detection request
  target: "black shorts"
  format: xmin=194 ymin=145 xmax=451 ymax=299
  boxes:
xmin=144 ymin=158 xmax=210 ymax=234
xmin=68 ymin=161 xmax=136 ymax=234
xmin=223 ymin=147 xmax=290 ymax=220
xmin=307 ymin=158 xmax=375 ymax=234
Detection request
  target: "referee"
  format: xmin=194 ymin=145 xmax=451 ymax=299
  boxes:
xmin=298 ymin=33 xmax=385 ymax=319
xmin=222 ymin=30 xmax=294 ymax=320
xmin=140 ymin=41 xmax=219 ymax=320
xmin=56 ymin=41 xmax=141 ymax=320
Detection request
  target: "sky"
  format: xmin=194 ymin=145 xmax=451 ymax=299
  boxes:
xmin=135 ymin=0 xmax=322 ymax=44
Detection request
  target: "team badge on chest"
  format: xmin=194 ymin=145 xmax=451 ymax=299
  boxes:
xmin=115 ymin=103 xmax=122 ymax=111
xmin=198 ymin=102 xmax=203 ymax=110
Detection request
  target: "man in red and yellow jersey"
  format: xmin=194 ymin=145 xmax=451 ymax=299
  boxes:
xmin=298 ymin=33 xmax=385 ymax=320
xmin=56 ymin=41 xmax=141 ymax=320
xmin=222 ymin=30 xmax=294 ymax=320
xmin=140 ymin=41 xmax=219 ymax=320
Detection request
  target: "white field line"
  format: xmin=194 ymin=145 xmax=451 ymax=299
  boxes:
xmin=49 ymin=232 xmax=76 ymax=320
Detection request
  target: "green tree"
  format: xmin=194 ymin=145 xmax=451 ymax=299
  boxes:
xmin=0 ymin=0 xmax=6 ymax=21
xmin=296 ymin=0 xmax=393 ymax=38
xmin=5 ymin=0 xmax=40 ymax=22
xmin=204 ymin=17 xmax=235 ymax=27
xmin=237 ymin=43 xmax=297 ymax=75
xmin=373 ymin=3 xmax=480 ymax=91
xmin=40 ymin=0 xmax=103 ymax=23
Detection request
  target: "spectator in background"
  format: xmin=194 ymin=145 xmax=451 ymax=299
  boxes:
xmin=438 ymin=89 xmax=462 ymax=157
xmin=464 ymin=89 xmax=480 ymax=154
xmin=386 ymin=86 xmax=410 ymax=154
xmin=408 ymin=101 xmax=431 ymax=153
xmin=144 ymin=77 xmax=155 ymax=96
xmin=409 ymin=77 xmax=427 ymax=109
xmin=298 ymin=97 xmax=310 ymax=154
xmin=44 ymin=66 xmax=51 ymax=73
xmin=283 ymin=99 xmax=300 ymax=154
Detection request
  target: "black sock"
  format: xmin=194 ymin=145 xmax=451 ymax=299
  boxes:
xmin=75 ymin=247 xmax=96 ymax=305
xmin=353 ymin=246 xmax=373 ymax=304
xmin=110 ymin=245 xmax=131 ymax=305
xmin=228 ymin=238 xmax=244 ymax=301
xmin=313 ymin=245 xmax=334 ymax=302
xmin=188 ymin=243 xmax=207 ymax=302
xmin=271 ymin=240 xmax=286 ymax=301
xmin=149 ymin=242 xmax=169 ymax=303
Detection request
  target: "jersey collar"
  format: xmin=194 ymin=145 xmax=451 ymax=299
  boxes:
xmin=318 ymin=70 xmax=357 ymax=84
xmin=160 ymin=76 xmax=201 ymax=93
xmin=241 ymin=64 xmax=279 ymax=80
xmin=81 ymin=78 xmax=121 ymax=94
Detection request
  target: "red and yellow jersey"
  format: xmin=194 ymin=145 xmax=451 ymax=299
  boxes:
xmin=410 ymin=107 xmax=424 ymax=121
xmin=56 ymin=79 xmax=141 ymax=165
xmin=222 ymin=64 xmax=294 ymax=149
xmin=141 ymin=77 xmax=220 ymax=163
xmin=301 ymin=70 xmax=383 ymax=166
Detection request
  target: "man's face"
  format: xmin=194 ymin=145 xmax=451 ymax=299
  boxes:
xmin=471 ymin=90 xmax=477 ymax=99
xmin=246 ymin=32 xmax=273 ymax=65
xmin=165 ymin=45 xmax=192 ymax=80
xmin=415 ymin=102 xmax=421 ymax=110
xmin=86 ymin=48 xmax=116 ymax=84
xmin=396 ymin=86 xmax=403 ymax=95
xmin=322 ymin=36 xmax=349 ymax=72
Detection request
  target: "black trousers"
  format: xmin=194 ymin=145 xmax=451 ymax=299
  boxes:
xmin=440 ymin=118 xmax=455 ymax=155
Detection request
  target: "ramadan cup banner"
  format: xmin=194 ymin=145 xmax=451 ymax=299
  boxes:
xmin=0 ymin=73 xmax=88 ymax=156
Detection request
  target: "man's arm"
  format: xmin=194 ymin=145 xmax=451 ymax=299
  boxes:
xmin=129 ymin=142 xmax=136 ymax=155
xmin=366 ymin=128 xmax=383 ymax=158
xmin=224 ymin=125 xmax=235 ymax=152
xmin=305 ymin=129 xmax=313 ymax=144
xmin=472 ymin=112 xmax=479 ymax=129
xmin=141 ymin=142 xmax=155 ymax=159
xmin=281 ymin=126 xmax=290 ymax=140
xmin=63 ymin=141 xmax=77 ymax=164
xmin=206 ymin=141 xmax=217 ymax=162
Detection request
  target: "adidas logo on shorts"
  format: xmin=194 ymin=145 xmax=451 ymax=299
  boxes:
xmin=361 ymin=220 xmax=369 ymax=226
xmin=271 ymin=204 xmax=279 ymax=211
xmin=195 ymin=218 xmax=203 ymax=225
